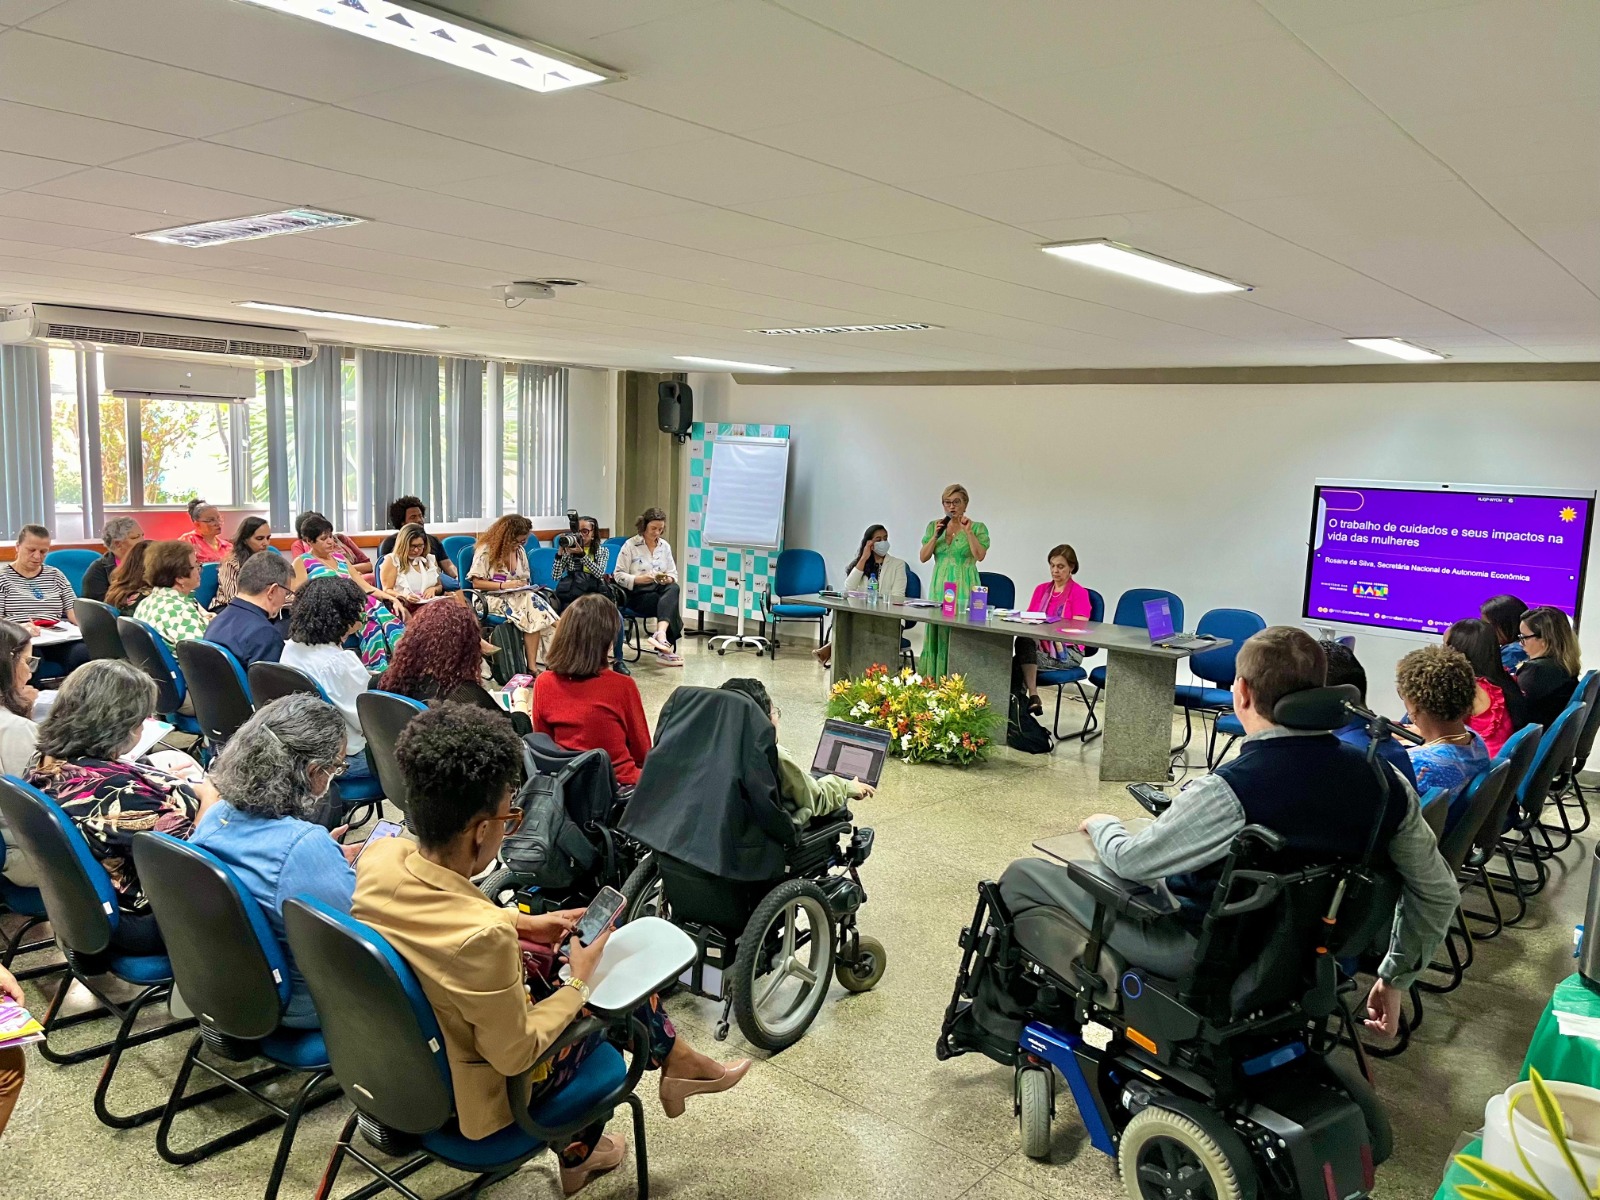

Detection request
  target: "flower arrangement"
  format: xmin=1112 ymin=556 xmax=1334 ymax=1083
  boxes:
xmin=827 ymin=664 xmax=999 ymax=766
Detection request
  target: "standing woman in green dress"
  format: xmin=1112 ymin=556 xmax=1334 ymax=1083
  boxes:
xmin=918 ymin=483 xmax=990 ymax=677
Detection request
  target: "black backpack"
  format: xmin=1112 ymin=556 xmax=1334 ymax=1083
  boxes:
xmin=498 ymin=756 xmax=605 ymax=888
xmin=1006 ymin=662 xmax=1054 ymax=755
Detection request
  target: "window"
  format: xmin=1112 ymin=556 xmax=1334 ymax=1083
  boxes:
xmin=100 ymin=396 xmax=131 ymax=506
xmin=47 ymin=349 xmax=83 ymax=538
xmin=501 ymin=365 xmax=519 ymax=514
xmin=341 ymin=355 xmax=358 ymax=531
xmin=138 ymin=398 xmax=234 ymax=505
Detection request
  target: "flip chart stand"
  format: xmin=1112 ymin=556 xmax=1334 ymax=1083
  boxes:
xmin=702 ymin=433 xmax=789 ymax=659
xmin=708 ymin=558 xmax=769 ymax=658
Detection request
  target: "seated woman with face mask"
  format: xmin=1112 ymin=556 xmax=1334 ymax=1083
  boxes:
xmin=813 ymin=524 xmax=908 ymax=669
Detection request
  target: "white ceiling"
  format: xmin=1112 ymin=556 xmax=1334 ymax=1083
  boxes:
xmin=0 ymin=0 xmax=1596 ymax=371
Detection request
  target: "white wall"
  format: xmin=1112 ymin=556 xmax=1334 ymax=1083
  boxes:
xmin=688 ymin=372 xmax=1600 ymax=714
xmin=567 ymin=367 xmax=616 ymax=530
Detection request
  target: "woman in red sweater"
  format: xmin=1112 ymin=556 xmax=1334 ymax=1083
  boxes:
xmin=532 ymin=594 xmax=651 ymax=786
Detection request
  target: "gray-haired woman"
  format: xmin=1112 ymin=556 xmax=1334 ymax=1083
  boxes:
xmin=26 ymin=659 xmax=217 ymax=954
xmin=83 ymin=515 xmax=144 ymax=603
xmin=188 ymin=694 xmax=365 ymax=1029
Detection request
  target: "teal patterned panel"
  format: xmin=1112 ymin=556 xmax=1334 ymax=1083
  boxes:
xmin=683 ymin=421 xmax=789 ymax=618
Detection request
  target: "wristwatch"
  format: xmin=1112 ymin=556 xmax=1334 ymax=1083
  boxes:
xmin=567 ymin=977 xmax=591 ymax=1002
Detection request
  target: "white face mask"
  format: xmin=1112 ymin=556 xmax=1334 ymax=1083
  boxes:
xmin=873 ymin=539 xmax=890 ymax=555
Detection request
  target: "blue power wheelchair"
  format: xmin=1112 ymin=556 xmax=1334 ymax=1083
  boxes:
xmin=937 ymin=687 xmax=1402 ymax=1200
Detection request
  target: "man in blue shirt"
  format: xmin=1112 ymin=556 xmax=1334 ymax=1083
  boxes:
xmin=1321 ymin=639 xmax=1419 ymax=789
xmin=205 ymin=550 xmax=290 ymax=669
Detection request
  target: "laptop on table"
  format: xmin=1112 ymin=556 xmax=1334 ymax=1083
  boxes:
xmin=1143 ymin=597 xmax=1215 ymax=652
xmin=811 ymin=719 xmax=891 ymax=788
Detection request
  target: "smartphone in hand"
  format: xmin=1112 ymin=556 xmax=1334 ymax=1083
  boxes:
xmin=573 ymin=886 xmax=627 ymax=946
xmin=356 ymin=819 xmax=406 ymax=860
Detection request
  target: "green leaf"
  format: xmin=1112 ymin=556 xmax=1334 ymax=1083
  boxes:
xmin=1454 ymin=1154 xmax=1557 ymax=1200
xmin=1529 ymin=1070 xmax=1591 ymax=1190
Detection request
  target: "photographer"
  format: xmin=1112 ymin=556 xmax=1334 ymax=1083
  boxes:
xmin=553 ymin=514 xmax=629 ymax=675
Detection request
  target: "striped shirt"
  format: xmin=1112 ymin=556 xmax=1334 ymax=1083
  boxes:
xmin=0 ymin=563 xmax=75 ymax=623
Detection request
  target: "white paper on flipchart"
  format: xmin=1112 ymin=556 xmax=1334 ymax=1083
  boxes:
xmin=703 ymin=436 xmax=789 ymax=551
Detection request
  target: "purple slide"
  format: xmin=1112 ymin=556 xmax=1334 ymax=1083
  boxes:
xmin=1303 ymin=482 xmax=1594 ymax=635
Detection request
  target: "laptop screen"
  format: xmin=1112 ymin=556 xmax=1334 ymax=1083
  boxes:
xmin=1143 ymin=596 xmax=1176 ymax=642
xmin=812 ymin=719 xmax=891 ymax=787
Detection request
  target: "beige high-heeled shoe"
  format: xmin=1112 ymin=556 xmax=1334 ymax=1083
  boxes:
xmin=659 ymin=1058 xmax=751 ymax=1118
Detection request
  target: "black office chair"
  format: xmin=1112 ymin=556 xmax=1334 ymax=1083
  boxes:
xmin=73 ymin=597 xmax=127 ymax=660
xmin=284 ymin=897 xmax=658 ymax=1200
xmin=133 ymin=832 xmax=341 ymax=1200
xmin=247 ymin=661 xmax=322 ymax=708
xmin=356 ymin=690 xmax=426 ymax=822
xmin=176 ymin=640 xmax=256 ymax=757
xmin=0 ymin=775 xmax=196 ymax=1128
xmin=0 ymin=836 xmax=60 ymax=982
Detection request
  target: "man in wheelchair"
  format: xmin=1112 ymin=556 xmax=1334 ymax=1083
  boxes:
xmin=937 ymin=627 xmax=1460 ymax=1200
xmin=618 ymin=685 xmax=886 ymax=1052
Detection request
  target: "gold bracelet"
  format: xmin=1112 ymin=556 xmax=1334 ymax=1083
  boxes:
xmin=567 ymin=977 xmax=591 ymax=1001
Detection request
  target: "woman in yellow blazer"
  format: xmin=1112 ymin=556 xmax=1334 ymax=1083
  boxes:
xmin=354 ymin=703 xmax=748 ymax=1195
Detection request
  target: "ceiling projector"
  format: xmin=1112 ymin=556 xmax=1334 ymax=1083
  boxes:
xmin=492 ymin=279 xmax=583 ymax=302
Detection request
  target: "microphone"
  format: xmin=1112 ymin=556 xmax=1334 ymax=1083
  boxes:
xmin=936 ymin=515 xmax=951 ymax=535
xmin=1273 ymin=685 xmax=1423 ymax=744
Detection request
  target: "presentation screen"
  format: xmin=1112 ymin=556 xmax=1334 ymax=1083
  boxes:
xmin=1303 ymin=480 xmax=1594 ymax=636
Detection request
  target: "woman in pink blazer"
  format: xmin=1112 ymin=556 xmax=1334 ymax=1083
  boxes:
xmin=1014 ymin=544 xmax=1092 ymax=715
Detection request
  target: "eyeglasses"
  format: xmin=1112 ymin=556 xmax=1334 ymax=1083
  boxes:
xmin=319 ymin=759 xmax=349 ymax=779
xmin=21 ymin=655 xmax=39 ymax=673
xmin=485 ymin=805 xmax=524 ymax=835
xmin=1517 ymin=632 xmax=1541 ymax=643
xmin=770 ymin=704 xmax=782 ymax=720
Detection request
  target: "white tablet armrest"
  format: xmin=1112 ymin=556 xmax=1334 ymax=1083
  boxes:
xmin=583 ymin=917 xmax=697 ymax=1016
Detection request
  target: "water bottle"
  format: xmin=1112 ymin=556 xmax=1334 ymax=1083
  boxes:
xmin=867 ymin=575 xmax=878 ymax=605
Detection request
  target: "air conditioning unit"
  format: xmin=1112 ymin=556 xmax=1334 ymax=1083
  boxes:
xmin=102 ymin=353 xmax=256 ymax=402
xmin=0 ymin=303 xmax=317 ymax=368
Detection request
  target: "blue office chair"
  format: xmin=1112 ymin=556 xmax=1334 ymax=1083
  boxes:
xmin=1483 ymin=704 xmax=1584 ymax=924
xmin=133 ymin=833 xmax=341 ymax=1200
xmin=0 ymin=775 xmax=197 ymax=1127
xmin=1035 ymin=587 xmax=1106 ymax=742
xmin=1171 ymin=608 xmax=1266 ymax=764
xmin=357 ymin=691 xmax=427 ymax=823
xmin=599 ymin=536 xmax=654 ymax=661
xmin=1546 ymin=669 xmax=1600 ymax=842
xmin=977 ymin=572 xmax=1015 ymax=610
xmin=454 ymin=543 xmax=508 ymax=632
xmin=116 ymin=616 xmax=203 ymax=740
xmin=1461 ymin=744 xmax=1535 ymax=940
xmin=899 ymin=568 xmax=923 ymax=668
xmin=46 ymin=548 xmax=100 ymax=596
xmin=1082 ymin=588 xmax=1184 ymax=736
xmin=285 ymin=898 xmax=664 ymax=1200
xmin=0 ymin=834 xmax=60 ymax=982
xmin=176 ymin=640 xmax=255 ymax=757
xmin=528 ymin=546 xmax=559 ymax=592
xmin=194 ymin=562 xmax=221 ymax=611
xmin=764 ymin=548 xmax=828 ymax=657
xmin=440 ymin=535 xmax=475 ymax=592
xmin=600 ymin=535 xmax=626 ymax=573
xmin=246 ymin=663 xmax=386 ymax=829
xmin=73 ymin=597 xmax=127 ymax=660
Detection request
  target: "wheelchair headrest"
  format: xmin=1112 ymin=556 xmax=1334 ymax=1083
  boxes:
xmin=284 ymin=898 xmax=453 ymax=1136
xmin=132 ymin=831 xmax=290 ymax=1038
xmin=0 ymin=774 xmax=119 ymax=953
xmin=1272 ymin=684 xmax=1361 ymax=731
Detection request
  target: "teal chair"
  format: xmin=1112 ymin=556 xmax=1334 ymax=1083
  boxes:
xmin=1037 ymin=588 xmax=1105 ymax=741
xmin=46 ymin=548 xmax=100 ymax=595
xmin=1083 ymin=588 xmax=1184 ymax=736
xmin=193 ymin=562 xmax=220 ymax=611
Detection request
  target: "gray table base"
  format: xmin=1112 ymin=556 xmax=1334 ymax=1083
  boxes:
xmin=829 ymin=608 xmax=905 ymax=685
xmin=1098 ymin=649 xmax=1179 ymax=782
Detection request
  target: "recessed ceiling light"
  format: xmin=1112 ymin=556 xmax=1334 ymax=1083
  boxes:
xmin=135 ymin=207 xmax=364 ymax=247
xmin=1346 ymin=337 xmax=1448 ymax=362
xmin=674 ymin=356 xmax=792 ymax=373
xmin=1040 ymin=239 xmax=1250 ymax=294
xmin=752 ymin=323 xmax=941 ymax=336
xmin=237 ymin=0 xmax=616 ymax=93
xmin=237 ymin=302 xmax=440 ymax=330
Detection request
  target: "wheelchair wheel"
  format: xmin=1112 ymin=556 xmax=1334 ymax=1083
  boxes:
xmin=620 ymin=854 xmax=667 ymax=922
xmin=1017 ymin=1066 xmax=1053 ymax=1160
xmin=731 ymin=878 xmax=835 ymax=1052
xmin=477 ymin=866 xmax=522 ymax=908
xmin=834 ymin=934 xmax=887 ymax=993
xmin=1118 ymin=1106 xmax=1249 ymax=1200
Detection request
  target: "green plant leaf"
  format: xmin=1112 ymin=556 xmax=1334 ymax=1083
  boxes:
xmin=1454 ymin=1154 xmax=1558 ymax=1200
xmin=1530 ymin=1070 xmax=1591 ymax=1190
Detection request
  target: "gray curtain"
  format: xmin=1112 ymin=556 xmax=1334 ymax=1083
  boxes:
xmin=264 ymin=369 xmax=290 ymax=532
xmin=515 ymin=364 xmax=568 ymax=517
xmin=0 ymin=345 xmax=53 ymax=535
xmin=443 ymin=357 xmax=483 ymax=520
xmin=358 ymin=349 xmax=441 ymax=530
xmin=292 ymin=350 xmax=343 ymax=529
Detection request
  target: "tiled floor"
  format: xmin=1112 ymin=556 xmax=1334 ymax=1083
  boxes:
xmin=3 ymin=635 xmax=1587 ymax=1199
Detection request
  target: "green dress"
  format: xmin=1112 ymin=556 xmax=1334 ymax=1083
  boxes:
xmin=919 ymin=519 xmax=990 ymax=678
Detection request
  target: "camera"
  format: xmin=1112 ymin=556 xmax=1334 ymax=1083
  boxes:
xmin=555 ymin=508 xmax=583 ymax=554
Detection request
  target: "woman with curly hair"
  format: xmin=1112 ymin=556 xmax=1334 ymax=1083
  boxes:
xmin=376 ymin=601 xmax=530 ymax=734
xmin=1396 ymin=644 xmax=1490 ymax=832
xmin=290 ymin=510 xmax=405 ymax=671
xmin=469 ymin=514 xmax=558 ymax=669
xmin=280 ymin=576 xmax=378 ymax=781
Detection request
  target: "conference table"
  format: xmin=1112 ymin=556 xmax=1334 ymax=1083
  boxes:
xmin=799 ymin=593 xmax=1227 ymax=782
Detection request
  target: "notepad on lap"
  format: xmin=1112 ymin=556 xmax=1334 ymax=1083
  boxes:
xmin=0 ymin=999 xmax=45 ymax=1050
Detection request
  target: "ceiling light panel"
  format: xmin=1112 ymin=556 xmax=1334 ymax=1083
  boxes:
xmin=1040 ymin=239 xmax=1250 ymax=294
xmin=675 ymin=356 xmax=792 ymax=373
xmin=135 ymin=207 xmax=364 ymax=247
xmin=1346 ymin=337 xmax=1448 ymax=362
xmin=237 ymin=301 xmax=440 ymax=330
xmin=236 ymin=0 xmax=615 ymax=92
xmin=753 ymin=323 xmax=942 ymax=335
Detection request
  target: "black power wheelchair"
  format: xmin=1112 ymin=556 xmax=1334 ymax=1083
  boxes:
xmin=616 ymin=686 xmax=886 ymax=1051
xmin=937 ymin=686 xmax=1403 ymax=1200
